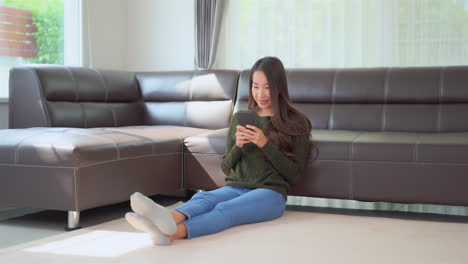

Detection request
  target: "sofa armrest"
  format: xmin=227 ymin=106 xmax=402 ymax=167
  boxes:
xmin=9 ymin=66 xmax=50 ymax=128
xmin=184 ymin=128 xmax=228 ymax=155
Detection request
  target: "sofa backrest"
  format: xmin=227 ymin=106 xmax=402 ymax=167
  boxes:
xmin=9 ymin=65 xmax=144 ymax=128
xmin=236 ymin=66 xmax=468 ymax=132
xmin=137 ymin=70 xmax=239 ymax=129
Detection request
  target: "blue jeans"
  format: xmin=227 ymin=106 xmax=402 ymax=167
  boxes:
xmin=174 ymin=186 xmax=286 ymax=238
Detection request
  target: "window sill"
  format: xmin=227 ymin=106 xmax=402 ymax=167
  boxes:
xmin=0 ymin=98 xmax=9 ymax=103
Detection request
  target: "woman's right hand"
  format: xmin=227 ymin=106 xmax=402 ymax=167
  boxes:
xmin=235 ymin=125 xmax=250 ymax=148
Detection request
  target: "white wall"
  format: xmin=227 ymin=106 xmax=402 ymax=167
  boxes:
xmin=82 ymin=0 xmax=195 ymax=71
xmin=82 ymin=0 xmax=128 ymax=70
xmin=126 ymin=0 xmax=194 ymax=71
xmin=0 ymin=102 xmax=8 ymax=129
xmin=82 ymin=0 xmax=194 ymax=71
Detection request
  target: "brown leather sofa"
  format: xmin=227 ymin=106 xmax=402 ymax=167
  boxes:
xmin=2 ymin=65 xmax=468 ymax=229
xmin=187 ymin=66 xmax=468 ymax=207
xmin=2 ymin=65 xmax=238 ymax=229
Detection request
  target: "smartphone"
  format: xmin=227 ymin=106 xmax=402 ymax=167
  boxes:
xmin=237 ymin=110 xmax=255 ymax=127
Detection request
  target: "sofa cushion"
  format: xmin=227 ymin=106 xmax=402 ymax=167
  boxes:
xmin=235 ymin=67 xmax=468 ymax=133
xmin=138 ymin=70 xmax=239 ymax=129
xmin=183 ymin=128 xmax=468 ymax=164
xmin=349 ymin=131 xmax=420 ymax=162
xmin=417 ymin=133 xmax=468 ymax=164
xmin=103 ymin=126 xmax=211 ymax=155
xmin=9 ymin=66 xmax=146 ymax=129
xmin=0 ymin=126 xmax=210 ymax=167
xmin=315 ymin=130 xmax=468 ymax=164
xmin=310 ymin=130 xmax=362 ymax=161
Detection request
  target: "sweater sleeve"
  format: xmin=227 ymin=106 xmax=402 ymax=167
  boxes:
xmin=221 ymin=113 xmax=242 ymax=176
xmin=260 ymin=134 xmax=310 ymax=183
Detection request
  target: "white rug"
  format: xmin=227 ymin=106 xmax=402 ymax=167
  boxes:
xmin=1 ymin=210 xmax=468 ymax=264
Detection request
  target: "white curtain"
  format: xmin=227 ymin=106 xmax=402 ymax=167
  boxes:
xmin=215 ymin=0 xmax=468 ymax=216
xmin=215 ymin=0 xmax=468 ymax=69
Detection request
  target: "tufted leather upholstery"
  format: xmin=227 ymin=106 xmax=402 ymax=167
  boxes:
xmin=235 ymin=67 xmax=468 ymax=132
xmin=137 ymin=70 xmax=238 ymax=129
xmin=9 ymin=66 xmax=144 ymax=128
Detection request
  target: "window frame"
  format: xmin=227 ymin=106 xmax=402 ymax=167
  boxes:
xmin=0 ymin=0 xmax=83 ymax=101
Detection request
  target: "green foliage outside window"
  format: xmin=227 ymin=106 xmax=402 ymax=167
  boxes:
xmin=4 ymin=0 xmax=64 ymax=64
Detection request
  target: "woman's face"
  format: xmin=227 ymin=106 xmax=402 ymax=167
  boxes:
xmin=252 ymin=70 xmax=273 ymax=112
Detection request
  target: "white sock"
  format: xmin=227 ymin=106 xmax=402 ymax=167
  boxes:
xmin=130 ymin=192 xmax=177 ymax=236
xmin=125 ymin=212 xmax=171 ymax=246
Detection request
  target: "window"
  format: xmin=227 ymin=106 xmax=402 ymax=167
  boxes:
xmin=0 ymin=0 xmax=82 ymax=99
xmin=215 ymin=0 xmax=468 ymax=69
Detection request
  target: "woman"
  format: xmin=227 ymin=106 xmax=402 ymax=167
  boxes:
xmin=125 ymin=56 xmax=313 ymax=245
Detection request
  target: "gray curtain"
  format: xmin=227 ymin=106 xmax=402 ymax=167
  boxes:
xmin=194 ymin=0 xmax=225 ymax=70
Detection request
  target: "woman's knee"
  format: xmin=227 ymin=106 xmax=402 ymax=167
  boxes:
xmin=212 ymin=200 xmax=230 ymax=213
xmin=250 ymin=189 xmax=286 ymax=219
xmin=187 ymin=192 xmax=215 ymax=208
xmin=190 ymin=191 xmax=207 ymax=200
xmin=213 ymin=197 xmax=284 ymax=225
xmin=190 ymin=190 xmax=219 ymax=202
xmin=253 ymin=189 xmax=286 ymax=206
xmin=192 ymin=187 xmax=241 ymax=203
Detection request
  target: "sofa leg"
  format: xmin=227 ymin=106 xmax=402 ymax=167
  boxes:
xmin=65 ymin=211 xmax=82 ymax=231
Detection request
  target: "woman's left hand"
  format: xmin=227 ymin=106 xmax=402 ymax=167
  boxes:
xmin=241 ymin=125 xmax=268 ymax=148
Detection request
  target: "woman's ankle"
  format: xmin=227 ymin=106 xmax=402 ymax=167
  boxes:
xmin=171 ymin=209 xmax=188 ymax=224
xmin=169 ymin=223 xmax=187 ymax=241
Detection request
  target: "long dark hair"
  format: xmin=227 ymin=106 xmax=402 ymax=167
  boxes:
xmin=248 ymin=56 xmax=313 ymax=156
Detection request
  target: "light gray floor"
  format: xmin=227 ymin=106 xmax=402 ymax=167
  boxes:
xmin=1 ymin=196 xmax=468 ymax=250
xmin=0 ymin=195 xmax=183 ymax=249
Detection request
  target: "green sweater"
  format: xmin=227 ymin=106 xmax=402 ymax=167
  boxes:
xmin=221 ymin=112 xmax=311 ymax=199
